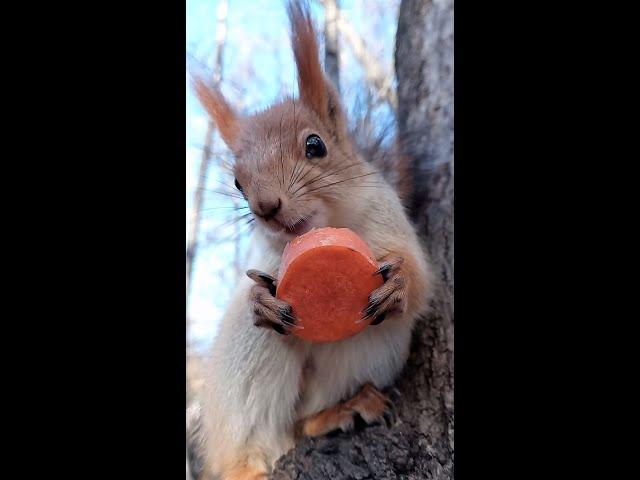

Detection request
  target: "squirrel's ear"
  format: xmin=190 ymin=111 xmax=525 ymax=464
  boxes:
xmin=288 ymin=1 xmax=346 ymax=139
xmin=192 ymin=77 xmax=241 ymax=149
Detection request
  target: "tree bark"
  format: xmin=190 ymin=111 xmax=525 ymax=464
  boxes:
xmin=271 ymin=0 xmax=453 ymax=477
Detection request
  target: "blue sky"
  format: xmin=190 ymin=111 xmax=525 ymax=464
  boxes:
xmin=186 ymin=0 xmax=399 ymax=354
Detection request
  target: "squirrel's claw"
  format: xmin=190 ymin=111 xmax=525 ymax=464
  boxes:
xmin=362 ymin=256 xmax=407 ymax=325
xmin=279 ymin=305 xmax=297 ymax=327
xmin=247 ymin=269 xmax=277 ymax=296
xmin=248 ymin=272 xmax=299 ymax=335
xmin=373 ymin=257 xmax=404 ymax=281
xmin=369 ymin=313 xmax=386 ymax=325
xmin=300 ymin=383 xmax=396 ymax=438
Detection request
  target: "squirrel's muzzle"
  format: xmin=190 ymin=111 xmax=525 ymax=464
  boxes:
xmin=251 ymin=196 xmax=282 ymax=221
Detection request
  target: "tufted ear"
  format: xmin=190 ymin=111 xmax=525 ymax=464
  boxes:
xmin=287 ymin=1 xmax=347 ymax=139
xmin=192 ymin=77 xmax=241 ymax=149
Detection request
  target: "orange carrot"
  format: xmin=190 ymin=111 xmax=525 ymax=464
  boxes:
xmin=276 ymin=227 xmax=383 ymax=343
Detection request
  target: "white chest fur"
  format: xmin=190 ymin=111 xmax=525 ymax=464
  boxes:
xmin=296 ymin=317 xmax=414 ymax=419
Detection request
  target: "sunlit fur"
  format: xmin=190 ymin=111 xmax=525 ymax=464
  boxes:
xmin=191 ymin=2 xmax=434 ymax=479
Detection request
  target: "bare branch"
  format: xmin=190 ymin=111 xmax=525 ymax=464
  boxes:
xmin=324 ymin=0 xmax=340 ymax=92
xmin=319 ymin=0 xmax=397 ymax=109
xmin=186 ymin=0 xmax=229 ymax=350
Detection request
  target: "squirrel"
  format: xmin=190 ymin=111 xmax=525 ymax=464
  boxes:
xmin=189 ymin=2 xmax=434 ymax=479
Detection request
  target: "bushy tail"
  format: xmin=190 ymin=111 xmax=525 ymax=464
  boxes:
xmin=349 ymin=118 xmax=414 ymax=207
xmin=187 ymin=401 xmax=208 ymax=480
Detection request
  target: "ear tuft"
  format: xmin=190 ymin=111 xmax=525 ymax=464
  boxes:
xmin=287 ymin=1 xmax=347 ymax=140
xmin=287 ymin=1 xmax=328 ymax=120
xmin=192 ymin=77 xmax=240 ymax=148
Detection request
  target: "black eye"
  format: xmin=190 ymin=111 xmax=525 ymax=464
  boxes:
xmin=305 ymin=134 xmax=327 ymax=159
xmin=234 ymin=178 xmax=243 ymax=193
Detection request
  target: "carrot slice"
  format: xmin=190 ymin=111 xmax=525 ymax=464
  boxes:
xmin=276 ymin=227 xmax=383 ymax=343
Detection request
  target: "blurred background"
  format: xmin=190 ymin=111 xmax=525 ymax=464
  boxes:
xmin=186 ymin=0 xmax=400 ymax=398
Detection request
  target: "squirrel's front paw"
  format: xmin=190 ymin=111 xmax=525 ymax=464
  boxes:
xmin=246 ymin=269 xmax=298 ymax=335
xmin=362 ymin=256 xmax=408 ymax=326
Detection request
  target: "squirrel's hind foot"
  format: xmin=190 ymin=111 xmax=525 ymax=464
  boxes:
xmin=299 ymin=383 xmax=396 ymax=438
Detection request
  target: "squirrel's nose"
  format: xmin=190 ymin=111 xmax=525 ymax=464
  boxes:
xmin=254 ymin=198 xmax=282 ymax=220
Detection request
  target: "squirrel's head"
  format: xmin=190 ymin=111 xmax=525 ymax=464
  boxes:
xmin=193 ymin=1 xmax=375 ymax=242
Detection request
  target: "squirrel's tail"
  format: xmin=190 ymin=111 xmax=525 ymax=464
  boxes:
xmin=349 ymin=119 xmax=414 ymax=207
xmin=187 ymin=401 xmax=209 ymax=479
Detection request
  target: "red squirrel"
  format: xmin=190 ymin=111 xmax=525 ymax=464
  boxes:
xmin=190 ymin=2 xmax=434 ymax=479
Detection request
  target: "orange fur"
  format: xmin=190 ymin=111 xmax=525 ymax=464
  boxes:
xmin=216 ymin=451 xmax=269 ymax=480
xmin=390 ymin=145 xmax=414 ymax=206
xmin=287 ymin=2 xmax=326 ymax=120
xmin=391 ymin=247 xmax=431 ymax=319
xmin=377 ymin=244 xmax=431 ymax=322
xmin=222 ymin=464 xmax=268 ymax=480
xmin=301 ymin=383 xmax=391 ymax=437
xmin=287 ymin=1 xmax=346 ymax=140
xmin=344 ymin=383 xmax=390 ymax=423
xmin=302 ymin=403 xmax=355 ymax=437
xmin=192 ymin=78 xmax=240 ymax=149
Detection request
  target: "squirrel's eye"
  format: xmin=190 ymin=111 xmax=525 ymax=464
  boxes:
xmin=305 ymin=134 xmax=327 ymax=159
xmin=234 ymin=178 xmax=243 ymax=193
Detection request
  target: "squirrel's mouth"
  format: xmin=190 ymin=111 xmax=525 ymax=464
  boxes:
xmin=277 ymin=213 xmax=315 ymax=237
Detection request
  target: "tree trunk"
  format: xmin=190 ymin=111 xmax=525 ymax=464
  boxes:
xmin=271 ymin=0 xmax=454 ymax=477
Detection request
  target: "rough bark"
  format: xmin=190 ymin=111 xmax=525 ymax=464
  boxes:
xmin=271 ymin=0 xmax=453 ymax=477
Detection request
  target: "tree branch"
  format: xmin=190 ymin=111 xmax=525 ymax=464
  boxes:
xmin=319 ymin=0 xmax=397 ymax=109
xmin=186 ymin=0 xmax=229 ymax=351
xmin=323 ymin=0 xmax=340 ymax=92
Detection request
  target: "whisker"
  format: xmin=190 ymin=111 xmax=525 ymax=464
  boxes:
xmin=288 ymin=159 xmax=305 ymax=192
xmin=195 ymin=176 xmax=240 ymax=191
xmin=295 ymin=171 xmax=380 ymax=198
xmin=279 ymin=114 xmax=285 ymax=187
xmin=290 ymin=162 xmax=362 ymax=196
xmin=288 ymin=155 xmax=304 ymax=192
xmin=288 ymin=127 xmax=309 ymax=192
xmin=288 ymin=147 xmax=312 ymax=192
xmin=187 ymin=143 xmax=235 ymax=158
xmin=188 ymin=208 xmax=248 ymax=224
xmin=287 ymin=99 xmax=301 ymax=192
xmin=225 ymin=220 xmax=255 ymax=244
xmin=197 ymin=205 xmax=249 ymax=212
xmin=204 ymin=220 xmax=254 ymax=245
xmin=199 ymin=188 xmax=245 ymax=200
xmin=211 ymin=212 xmax=253 ymax=230
xmin=289 ymin=161 xmax=318 ymax=191
xmin=188 ymin=148 xmax=235 ymax=172
xmin=350 ymin=183 xmax=386 ymax=187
